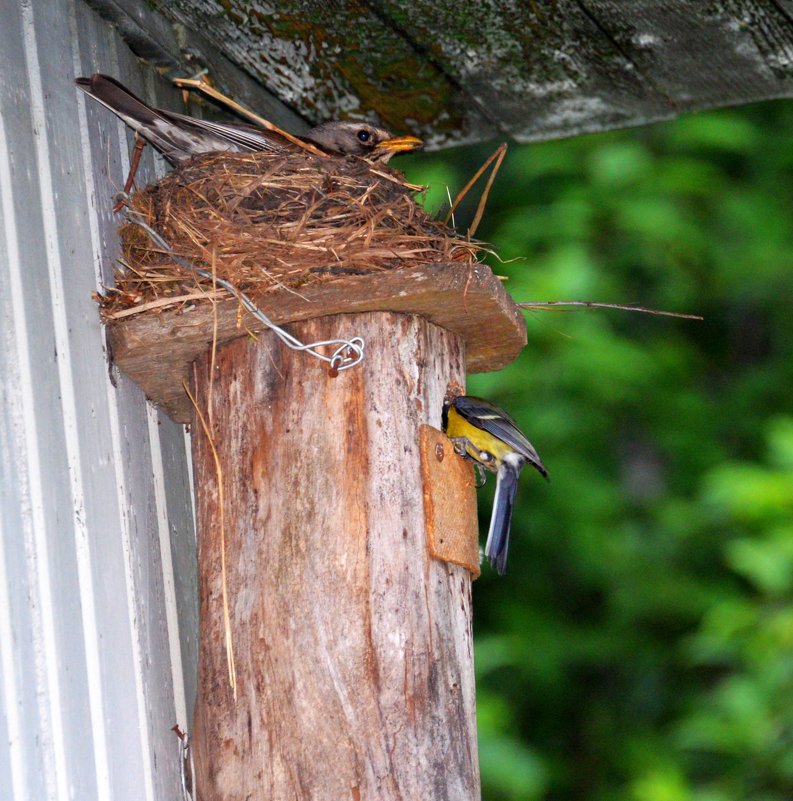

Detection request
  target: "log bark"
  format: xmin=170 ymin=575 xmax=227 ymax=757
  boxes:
xmin=190 ymin=311 xmax=479 ymax=801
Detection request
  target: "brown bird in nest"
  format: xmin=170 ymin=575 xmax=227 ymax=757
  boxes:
xmin=75 ymin=74 xmax=423 ymax=164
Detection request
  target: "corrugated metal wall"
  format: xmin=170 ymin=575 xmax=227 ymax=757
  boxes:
xmin=0 ymin=1 xmax=233 ymax=798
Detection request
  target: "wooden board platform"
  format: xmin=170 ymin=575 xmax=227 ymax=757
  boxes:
xmin=107 ymin=261 xmax=526 ymax=423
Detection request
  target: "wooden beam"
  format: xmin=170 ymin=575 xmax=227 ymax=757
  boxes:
xmin=190 ymin=312 xmax=480 ymax=800
xmin=156 ymin=0 xmax=793 ymax=146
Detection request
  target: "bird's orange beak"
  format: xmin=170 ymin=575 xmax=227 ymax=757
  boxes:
xmin=374 ymin=135 xmax=424 ymax=154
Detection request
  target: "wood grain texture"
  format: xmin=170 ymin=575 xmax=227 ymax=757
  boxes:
xmin=149 ymin=0 xmax=793 ymax=146
xmin=157 ymin=0 xmax=496 ymax=145
xmin=420 ymin=425 xmax=481 ymax=578
xmin=108 ymin=261 xmax=527 ymax=423
xmin=83 ymin=0 xmax=308 ymax=132
xmin=374 ymin=0 xmax=672 ymax=141
xmin=578 ymin=0 xmax=793 ymax=109
xmin=190 ymin=312 xmax=479 ymax=801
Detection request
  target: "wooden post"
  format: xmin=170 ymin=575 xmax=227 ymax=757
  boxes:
xmin=190 ymin=311 xmax=480 ymax=800
xmin=106 ymin=258 xmax=525 ymax=795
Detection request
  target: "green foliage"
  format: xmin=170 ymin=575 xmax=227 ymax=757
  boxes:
xmin=401 ymin=101 xmax=793 ymax=800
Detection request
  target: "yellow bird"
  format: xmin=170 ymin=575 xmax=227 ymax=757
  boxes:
xmin=443 ymin=395 xmax=547 ymax=575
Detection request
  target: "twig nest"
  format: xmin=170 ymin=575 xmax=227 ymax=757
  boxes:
xmin=101 ymin=151 xmax=483 ymax=318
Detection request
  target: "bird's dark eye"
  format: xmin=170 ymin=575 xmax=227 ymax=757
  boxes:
xmin=479 ymin=451 xmax=494 ymax=463
xmin=357 ymin=129 xmax=371 ymax=142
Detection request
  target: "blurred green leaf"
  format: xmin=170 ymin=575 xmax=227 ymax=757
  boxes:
xmin=407 ymin=100 xmax=793 ymax=801
xmin=478 ymin=719 xmax=549 ymax=801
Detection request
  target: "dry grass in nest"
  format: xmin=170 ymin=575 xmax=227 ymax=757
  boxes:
xmin=99 ymin=150 xmax=485 ymax=319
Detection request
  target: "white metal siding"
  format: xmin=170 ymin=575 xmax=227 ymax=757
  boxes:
xmin=0 ymin=1 xmax=218 ymax=798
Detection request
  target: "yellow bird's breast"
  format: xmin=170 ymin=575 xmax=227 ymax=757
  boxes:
xmin=445 ymin=406 xmax=512 ymax=472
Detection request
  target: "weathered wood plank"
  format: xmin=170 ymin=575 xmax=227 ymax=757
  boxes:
xmin=157 ymin=0 xmax=498 ymax=146
xmin=83 ymin=0 xmax=308 ymax=133
xmin=150 ymin=0 xmax=793 ymax=147
xmin=374 ymin=0 xmax=674 ymax=141
xmin=420 ymin=424 xmax=481 ymax=577
xmin=107 ymin=261 xmax=527 ymax=423
xmin=579 ymin=0 xmax=793 ymax=110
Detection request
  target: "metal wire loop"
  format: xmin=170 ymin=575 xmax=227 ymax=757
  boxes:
xmin=331 ymin=338 xmax=365 ymax=369
xmin=118 ymin=204 xmax=366 ymax=373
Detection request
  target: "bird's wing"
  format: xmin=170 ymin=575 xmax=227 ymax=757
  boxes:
xmin=155 ymin=110 xmax=291 ymax=153
xmin=453 ymin=396 xmax=547 ymax=477
xmin=76 ymin=74 xmax=292 ymax=160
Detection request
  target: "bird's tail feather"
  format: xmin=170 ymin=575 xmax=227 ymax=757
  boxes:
xmin=75 ymin=74 xmax=274 ymax=161
xmin=75 ymin=74 xmax=163 ymax=133
xmin=485 ymin=465 xmax=519 ymax=575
